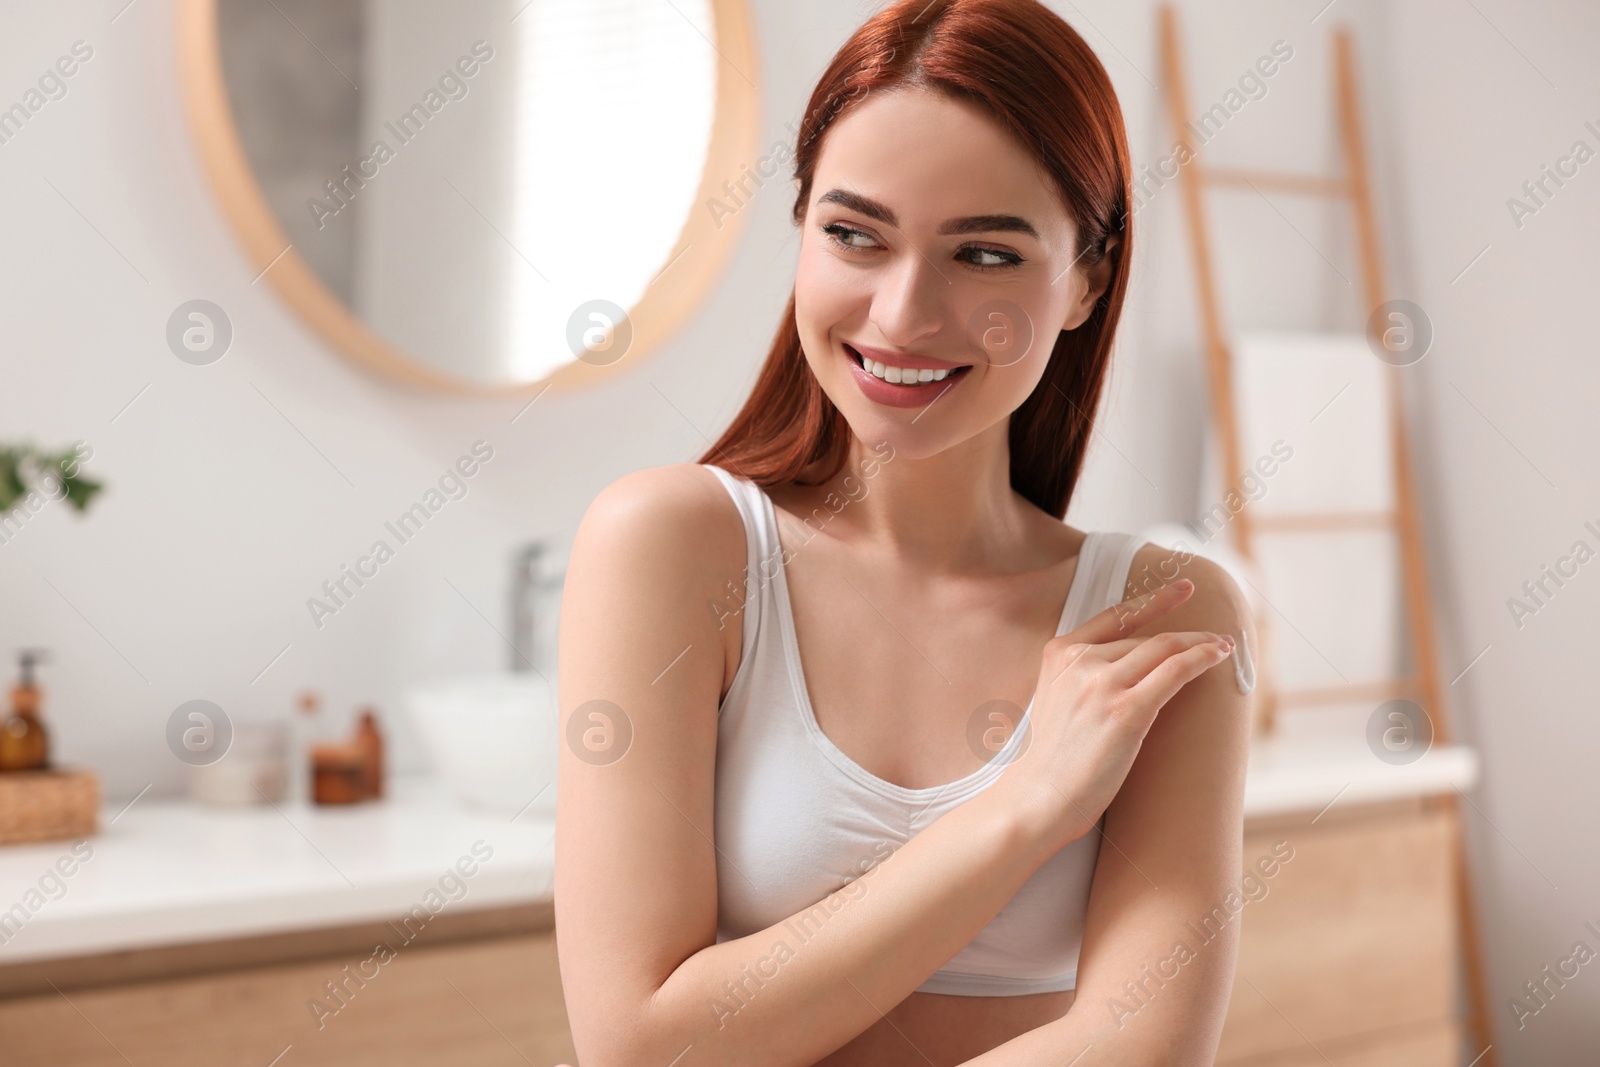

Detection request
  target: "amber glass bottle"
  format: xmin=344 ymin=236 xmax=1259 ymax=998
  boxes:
xmin=0 ymin=651 xmax=50 ymax=772
xmin=354 ymin=708 xmax=384 ymax=799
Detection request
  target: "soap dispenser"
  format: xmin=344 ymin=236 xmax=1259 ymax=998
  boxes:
xmin=0 ymin=650 xmax=51 ymax=772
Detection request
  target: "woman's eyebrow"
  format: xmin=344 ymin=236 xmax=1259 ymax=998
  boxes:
xmin=817 ymin=188 xmax=1039 ymax=238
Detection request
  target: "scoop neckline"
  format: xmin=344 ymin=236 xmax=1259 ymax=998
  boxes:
xmin=758 ymin=485 xmax=1099 ymax=806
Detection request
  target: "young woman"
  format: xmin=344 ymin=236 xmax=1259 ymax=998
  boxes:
xmin=555 ymin=1 xmax=1257 ymax=1063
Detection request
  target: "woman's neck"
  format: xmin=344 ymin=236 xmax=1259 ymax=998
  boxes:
xmin=789 ymin=424 xmax=1041 ymax=575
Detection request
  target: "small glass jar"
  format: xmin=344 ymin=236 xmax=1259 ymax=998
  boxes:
xmin=311 ymin=744 xmax=367 ymax=805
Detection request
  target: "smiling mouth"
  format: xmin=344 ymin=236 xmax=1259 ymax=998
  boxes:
xmin=844 ymin=343 xmax=973 ymax=385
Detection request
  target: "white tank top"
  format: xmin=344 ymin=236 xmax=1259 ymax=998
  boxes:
xmin=704 ymin=462 xmax=1252 ymax=996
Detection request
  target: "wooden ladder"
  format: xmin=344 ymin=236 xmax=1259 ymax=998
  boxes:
xmin=1156 ymin=7 xmax=1497 ymax=1064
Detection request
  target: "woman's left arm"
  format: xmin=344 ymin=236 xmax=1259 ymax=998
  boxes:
xmin=963 ymin=547 xmax=1258 ymax=1067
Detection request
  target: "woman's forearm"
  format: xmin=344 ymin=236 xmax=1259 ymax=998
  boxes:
xmin=626 ymin=774 xmax=1077 ymax=1067
xmin=950 ymin=994 xmax=1215 ymax=1067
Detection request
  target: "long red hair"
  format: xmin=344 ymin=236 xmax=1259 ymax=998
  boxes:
xmin=697 ymin=0 xmax=1132 ymax=520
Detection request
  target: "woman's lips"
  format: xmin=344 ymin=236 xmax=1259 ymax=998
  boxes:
xmin=843 ymin=342 xmax=972 ymax=410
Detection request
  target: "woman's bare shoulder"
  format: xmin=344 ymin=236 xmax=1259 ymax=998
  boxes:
xmin=577 ymin=463 xmax=742 ymax=557
xmin=1121 ymin=542 xmax=1255 ymax=672
xmin=580 ymin=461 xmax=726 ymax=521
xmin=569 ymin=463 xmax=748 ymax=622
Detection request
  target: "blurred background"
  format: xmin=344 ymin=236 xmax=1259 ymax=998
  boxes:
xmin=0 ymin=0 xmax=1595 ymax=1063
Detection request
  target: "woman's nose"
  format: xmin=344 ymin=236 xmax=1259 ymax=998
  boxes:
xmin=870 ymin=248 xmax=949 ymax=349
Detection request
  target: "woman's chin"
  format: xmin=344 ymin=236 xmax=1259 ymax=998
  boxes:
xmin=833 ymin=408 xmax=966 ymax=464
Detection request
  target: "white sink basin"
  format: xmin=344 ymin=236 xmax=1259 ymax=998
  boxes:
xmin=404 ymin=671 xmax=559 ymax=816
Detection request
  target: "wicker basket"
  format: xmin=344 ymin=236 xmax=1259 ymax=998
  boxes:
xmin=0 ymin=768 xmax=100 ymax=845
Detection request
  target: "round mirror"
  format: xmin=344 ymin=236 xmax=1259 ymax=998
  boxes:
xmin=177 ymin=0 xmax=760 ymax=394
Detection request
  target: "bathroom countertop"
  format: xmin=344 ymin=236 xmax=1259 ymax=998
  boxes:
xmin=0 ymin=776 xmax=554 ymax=966
xmin=1243 ymin=735 xmax=1479 ymax=819
xmin=0 ymin=740 xmax=1479 ymax=968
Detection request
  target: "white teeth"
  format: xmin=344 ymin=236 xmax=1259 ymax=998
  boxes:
xmin=859 ymin=354 xmax=957 ymax=383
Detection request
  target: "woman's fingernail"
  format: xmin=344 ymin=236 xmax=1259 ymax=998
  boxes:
xmin=1175 ymin=579 xmax=1193 ymax=592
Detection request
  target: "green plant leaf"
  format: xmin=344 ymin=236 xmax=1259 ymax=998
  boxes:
xmin=0 ymin=441 xmax=105 ymax=522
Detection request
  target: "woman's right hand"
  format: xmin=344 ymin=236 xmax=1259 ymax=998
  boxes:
xmin=998 ymin=578 xmax=1235 ymax=847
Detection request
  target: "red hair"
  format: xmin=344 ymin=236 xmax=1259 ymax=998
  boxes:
xmin=697 ymin=0 xmax=1132 ymax=519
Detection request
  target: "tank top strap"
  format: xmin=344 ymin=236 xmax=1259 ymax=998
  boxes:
xmin=1100 ymin=531 xmax=1146 ymax=613
xmin=1053 ymin=530 xmax=1145 ymax=632
xmin=701 ymin=463 xmax=780 ymax=669
xmin=1071 ymin=530 xmax=1257 ymax=695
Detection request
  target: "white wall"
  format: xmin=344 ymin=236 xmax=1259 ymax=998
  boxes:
xmin=1385 ymin=2 xmax=1600 ymax=1061
xmin=1 ymin=0 xmax=1595 ymax=1061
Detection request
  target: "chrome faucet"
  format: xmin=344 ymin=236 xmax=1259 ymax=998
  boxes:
xmin=509 ymin=541 xmax=563 ymax=674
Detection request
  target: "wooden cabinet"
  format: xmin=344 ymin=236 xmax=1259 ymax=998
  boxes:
xmin=0 ymin=798 xmax=1462 ymax=1066
xmin=1216 ymin=796 xmax=1462 ymax=1066
xmin=0 ymin=904 xmax=578 ymax=1066
xmin=1221 ymin=1022 xmax=1458 ymax=1067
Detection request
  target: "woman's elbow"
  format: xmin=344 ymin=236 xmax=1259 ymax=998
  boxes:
xmin=567 ymin=986 xmax=704 ymax=1067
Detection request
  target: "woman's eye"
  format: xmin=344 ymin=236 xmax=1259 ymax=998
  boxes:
xmin=822 ymin=222 xmax=879 ymax=251
xmin=960 ymin=245 xmax=1023 ymax=270
xmin=822 ymin=222 xmax=1022 ymax=272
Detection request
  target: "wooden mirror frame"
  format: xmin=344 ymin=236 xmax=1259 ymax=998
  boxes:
xmin=176 ymin=0 xmax=763 ymax=397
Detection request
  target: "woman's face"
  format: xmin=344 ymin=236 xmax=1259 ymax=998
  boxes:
xmin=794 ymin=86 xmax=1114 ymax=462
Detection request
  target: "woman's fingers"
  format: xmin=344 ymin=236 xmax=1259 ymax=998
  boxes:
xmin=1124 ymin=637 xmax=1233 ymax=711
xmin=1065 ymin=577 xmax=1195 ymax=647
xmin=1107 ymin=630 xmax=1231 ymax=684
xmin=1042 ymin=629 xmax=1229 ymax=697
